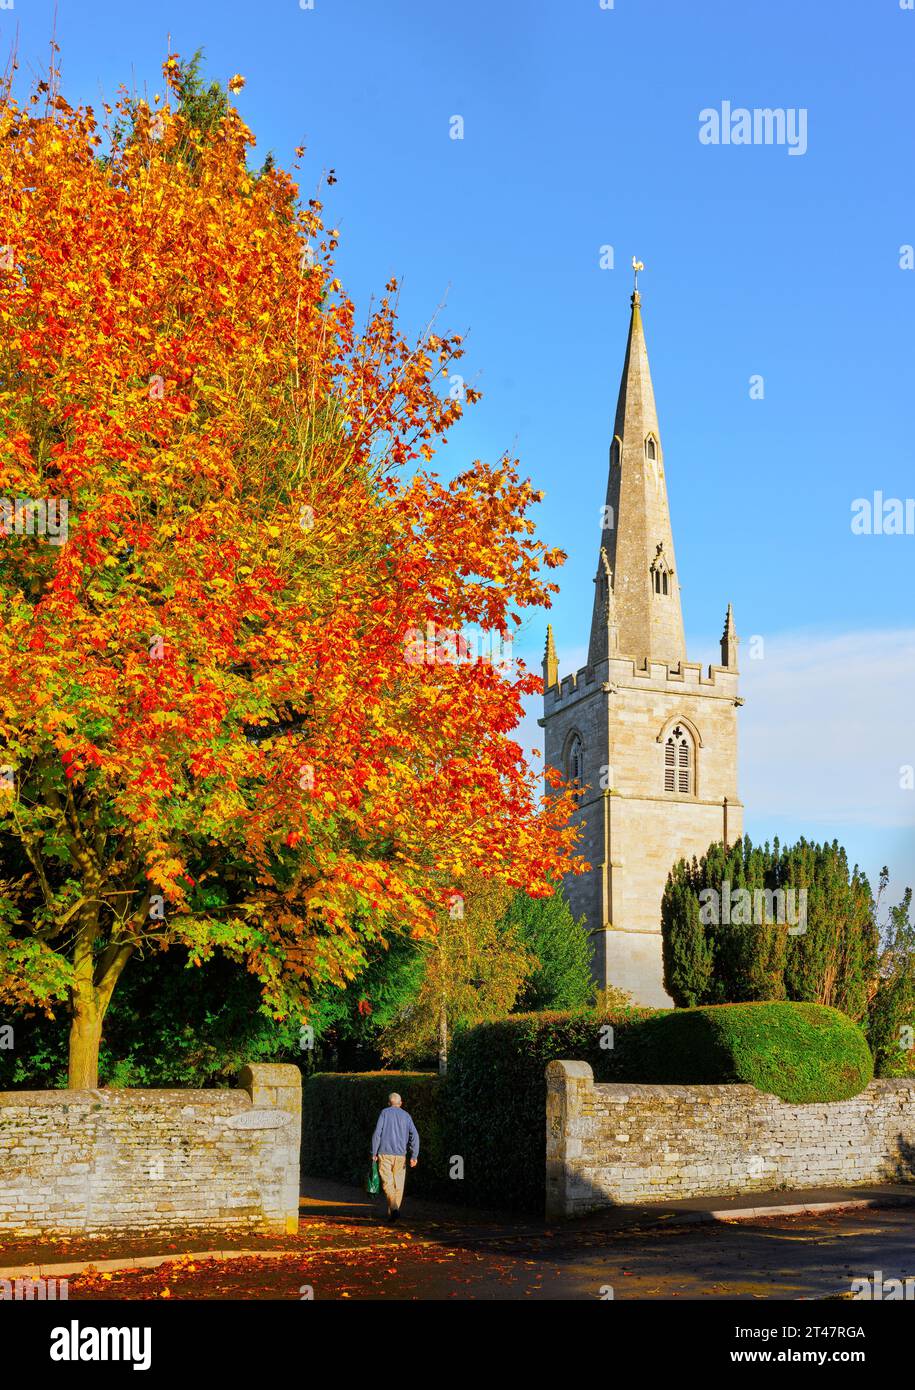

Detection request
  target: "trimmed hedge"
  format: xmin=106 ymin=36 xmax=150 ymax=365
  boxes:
xmin=443 ymin=1002 xmax=873 ymax=1212
xmin=443 ymin=1008 xmax=657 ymax=1212
xmin=300 ymin=1071 xmax=448 ymax=1199
xmin=618 ymin=1003 xmax=874 ymax=1104
xmin=301 ymin=1004 xmax=874 ymax=1214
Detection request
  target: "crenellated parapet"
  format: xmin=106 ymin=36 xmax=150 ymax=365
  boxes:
xmin=544 ymin=652 xmax=741 ymax=714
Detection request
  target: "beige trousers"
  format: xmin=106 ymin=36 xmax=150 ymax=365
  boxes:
xmin=377 ymin=1154 xmax=407 ymax=1214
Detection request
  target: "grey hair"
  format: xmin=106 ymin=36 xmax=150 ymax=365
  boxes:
xmin=389 ymin=1092 xmax=402 ymax=1105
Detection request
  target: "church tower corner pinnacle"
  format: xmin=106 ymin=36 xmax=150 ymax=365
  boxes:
xmin=720 ymin=603 xmax=739 ymax=670
xmin=543 ymin=623 xmax=559 ymax=690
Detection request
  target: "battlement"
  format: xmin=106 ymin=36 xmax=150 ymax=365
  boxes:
xmin=544 ymin=653 xmax=740 ymax=714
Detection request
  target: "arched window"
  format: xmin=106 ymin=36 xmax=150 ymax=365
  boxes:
xmin=651 ymin=543 xmax=672 ymax=597
xmin=653 ymin=565 xmax=670 ymax=595
xmin=568 ymin=734 xmax=584 ymax=801
xmin=664 ymin=725 xmax=693 ymax=795
xmin=646 ymin=435 xmax=657 ymax=461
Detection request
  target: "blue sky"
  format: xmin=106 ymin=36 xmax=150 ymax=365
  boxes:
xmin=6 ymin=0 xmax=915 ymax=906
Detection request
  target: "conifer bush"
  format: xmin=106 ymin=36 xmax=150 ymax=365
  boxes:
xmin=661 ymin=837 xmax=878 ymax=1019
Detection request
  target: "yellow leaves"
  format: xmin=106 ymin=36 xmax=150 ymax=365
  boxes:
xmin=0 ymin=54 xmax=582 ymax=1027
xmin=228 ymin=75 xmax=246 ymax=94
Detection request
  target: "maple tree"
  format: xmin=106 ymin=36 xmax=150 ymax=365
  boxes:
xmin=0 ymin=55 xmax=581 ymax=1088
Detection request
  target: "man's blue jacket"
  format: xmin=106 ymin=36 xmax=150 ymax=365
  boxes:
xmin=371 ymin=1105 xmax=420 ymax=1159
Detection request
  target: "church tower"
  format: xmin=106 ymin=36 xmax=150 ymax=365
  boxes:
xmin=541 ymin=275 xmax=743 ymax=1006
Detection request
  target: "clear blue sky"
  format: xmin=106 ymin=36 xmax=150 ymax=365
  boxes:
xmin=6 ymin=0 xmax=915 ymax=904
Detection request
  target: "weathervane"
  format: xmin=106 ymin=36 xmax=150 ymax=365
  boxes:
xmin=632 ymin=256 xmax=645 ymax=293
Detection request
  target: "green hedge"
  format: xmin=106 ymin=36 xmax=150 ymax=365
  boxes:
xmin=300 ymin=1071 xmax=448 ymax=1199
xmin=443 ymin=1008 xmax=658 ymax=1212
xmin=443 ymin=1002 xmax=873 ymax=1212
xmin=302 ymin=1004 xmax=874 ymax=1214
xmin=617 ymin=1003 xmax=874 ymax=1103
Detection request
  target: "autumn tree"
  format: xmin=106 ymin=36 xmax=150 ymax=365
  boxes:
xmin=867 ymin=871 xmax=915 ymax=1076
xmin=0 ymin=58 xmax=580 ymax=1087
xmin=379 ymin=871 xmax=534 ymax=1073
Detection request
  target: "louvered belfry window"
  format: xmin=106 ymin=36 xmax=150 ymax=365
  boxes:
xmin=665 ymin=726 xmax=692 ymax=794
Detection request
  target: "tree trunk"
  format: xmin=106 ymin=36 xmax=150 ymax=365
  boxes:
xmin=438 ymin=996 xmax=448 ymax=1076
xmin=68 ymin=915 xmax=134 ymax=1089
xmin=68 ymin=994 xmax=105 ymax=1090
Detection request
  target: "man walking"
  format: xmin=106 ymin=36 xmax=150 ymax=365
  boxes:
xmin=370 ymin=1091 xmax=419 ymax=1222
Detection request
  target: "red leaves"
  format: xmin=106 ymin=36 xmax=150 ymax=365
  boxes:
xmin=0 ymin=56 xmax=584 ymax=1032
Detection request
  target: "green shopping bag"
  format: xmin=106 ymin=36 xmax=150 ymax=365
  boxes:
xmin=366 ymin=1159 xmax=380 ymax=1196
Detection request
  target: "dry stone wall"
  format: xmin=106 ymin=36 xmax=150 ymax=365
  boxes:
xmin=0 ymin=1063 xmax=301 ymax=1239
xmin=545 ymin=1060 xmax=915 ymax=1218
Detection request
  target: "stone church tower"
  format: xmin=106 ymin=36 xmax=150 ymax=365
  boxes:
xmin=541 ymin=281 xmax=743 ymax=1006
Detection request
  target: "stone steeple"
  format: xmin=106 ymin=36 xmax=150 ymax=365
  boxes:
xmin=542 ymin=277 xmax=743 ymax=1008
xmin=588 ymin=286 xmax=687 ymax=669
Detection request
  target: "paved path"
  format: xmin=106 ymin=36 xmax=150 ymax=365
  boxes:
xmin=28 ymin=1184 xmax=914 ymax=1301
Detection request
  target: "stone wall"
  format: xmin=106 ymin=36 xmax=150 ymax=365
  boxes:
xmin=545 ymin=1060 xmax=915 ymax=1219
xmin=0 ymin=1063 xmax=301 ymax=1239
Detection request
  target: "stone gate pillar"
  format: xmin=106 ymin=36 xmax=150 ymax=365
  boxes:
xmin=545 ymin=1060 xmax=594 ymax=1220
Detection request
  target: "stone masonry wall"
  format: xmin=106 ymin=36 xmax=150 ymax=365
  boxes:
xmin=545 ymin=1060 xmax=915 ymax=1219
xmin=542 ymin=654 xmax=742 ymax=1007
xmin=0 ymin=1063 xmax=301 ymax=1239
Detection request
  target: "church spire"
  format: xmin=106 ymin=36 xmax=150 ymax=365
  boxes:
xmin=589 ymin=273 xmax=687 ymax=669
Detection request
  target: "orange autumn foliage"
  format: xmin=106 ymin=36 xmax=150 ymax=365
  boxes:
xmin=0 ymin=57 xmax=582 ymax=1086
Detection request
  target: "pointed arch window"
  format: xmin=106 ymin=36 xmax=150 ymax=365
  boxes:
xmin=664 ymin=725 xmax=693 ymax=795
xmin=650 ymin=543 xmax=672 ymax=597
xmin=646 ymin=436 xmax=657 ymax=461
xmin=568 ymin=734 xmax=584 ymax=802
